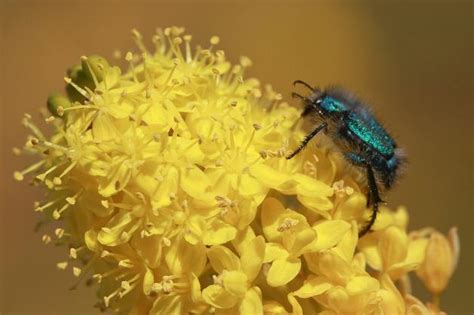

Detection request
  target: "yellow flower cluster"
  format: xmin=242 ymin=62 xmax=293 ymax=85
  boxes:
xmin=15 ymin=27 xmax=458 ymax=315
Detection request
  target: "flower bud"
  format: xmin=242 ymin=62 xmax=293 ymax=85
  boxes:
xmin=81 ymin=55 xmax=110 ymax=82
xmin=416 ymin=227 xmax=459 ymax=295
xmin=47 ymin=92 xmax=71 ymax=117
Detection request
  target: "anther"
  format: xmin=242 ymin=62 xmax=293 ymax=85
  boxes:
xmin=210 ymin=36 xmax=220 ymax=45
xmin=277 ymin=218 xmax=299 ymax=232
xmin=55 ymin=228 xmax=65 ymax=238
xmin=73 ymin=267 xmax=82 ymax=277
xmin=42 ymin=234 xmax=51 ymax=244
xmin=57 ymin=261 xmax=68 ymax=270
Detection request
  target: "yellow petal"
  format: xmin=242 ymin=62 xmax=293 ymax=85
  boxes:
xmin=191 ymin=273 xmax=203 ymax=303
xmin=293 ymin=275 xmax=332 ymax=298
xmin=387 ymin=261 xmax=420 ymax=280
xmin=203 ymin=220 xmax=237 ymax=245
xmin=180 ymin=167 xmax=214 ymax=204
xmin=97 ymin=212 xmax=139 ymax=246
xmin=249 ymin=163 xmax=290 ymax=189
xmin=92 ymin=112 xmax=118 ymax=141
xmin=238 ymin=174 xmax=267 ymax=199
xmin=264 ymin=242 xmax=289 ymax=263
xmin=185 ymin=216 xmax=206 ymax=245
xmin=202 ymin=284 xmax=239 ymax=309
xmin=232 ymin=227 xmax=256 ymax=255
xmin=149 ymin=294 xmax=183 ymax=315
xmin=345 ymin=276 xmax=380 ymax=295
xmin=142 ymin=267 xmax=155 ymax=295
xmin=223 ymin=270 xmax=248 ymax=298
xmin=317 ymin=251 xmax=352 ymax=284
xmin=293 ymin=173 xmax=334 ymax=197
xmin=358 ymin=232 xmax=383 ymax=271
xmin=287 ymin=293 xmax=303 ymax=315
xmin=263 ymin=300 xmax=290 ymax=315
xmin=208 ymin=245 xmax=241 ymax=273
xmin=416 ymin=230 xmax=456 ymax=294
xmin=380 ymin=226 xmax=408 ymax=270
xmin=296 ymin=194 xmax=333 ymax=218
xmin=311 ymin=220 xmax=351 ymax=252
xmin=288 ymin=228 xmax=317 ymax=256
xmin=333 ymin=221 xmax=358 ymax=263
xmin=405 ymin=238 xmax=429 ymax=266
xmin=165 ymin=236 xmax=207 ymax=276
xmin=84 ymin=229 xmax=99 ymax=252
xmin=267 ymin=257 xmax=301 ymax=287
xmin=151 ymin=166 xmax=178 ymax=209
xmin=261 ymin=198 xmax=286 ymax=242
xmin=241 ymin=236 xmax=265 ymax=282
xmin=334 ymin=192 xmax=366 ymax=221
xmin=239 ymin=287 xmax=263 ymax=315
xmin=132 ymin=235 xmax=163 ymax=268
xmin=377 ymin=273 xmax=405 ymax=315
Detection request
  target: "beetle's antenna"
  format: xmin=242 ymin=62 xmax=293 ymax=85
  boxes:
xmin=293 ymin=80 xmax=314 ymax=91
xmin=291 ymin=92 xmax=308 ymax=102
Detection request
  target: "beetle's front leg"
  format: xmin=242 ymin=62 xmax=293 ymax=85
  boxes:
xmin=286 ymin=122 xmax=328 ymax=159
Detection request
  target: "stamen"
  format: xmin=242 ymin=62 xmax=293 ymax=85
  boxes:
xmin=125 ymin=52 xmax=139 ymax=83
xmin=34 ymin=197 xmax=62 ymax=212
xmin=52 ymin=202 xmax=71 ymax=220
xmin=69 ymin=246 xmax=84 ymax=259
xmin=277 ymin=218 xmax=300 ymax=232
xmin=104 ymin=289 xmax=119 ymax=308
xmin=14 ymin=160 xmax=46 ymax=181
xmin=183 ymin=35 xmax=192 ymax=63
xmin=53 ymin=160 xmax=78 ymax=185
xmin=64 ymin=77 xmax=90 ymax=100
xmin=22 ymin=115 xmax=45 ymax=140
xmin=164 ymin=58 xmax=180 ymax=85
xmin=35 ymin=164 xmax=59 ymax=182
xmin=118 ymin=259 xmax=134 ymax=268
xmin=81 ymin=56 xmax=99 ymax=86
xmin=131 ymin=29 xmax=149 ymax=55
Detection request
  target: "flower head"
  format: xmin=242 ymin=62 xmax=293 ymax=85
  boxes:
xmin=15 ymin=27 xmax=458 ymax=314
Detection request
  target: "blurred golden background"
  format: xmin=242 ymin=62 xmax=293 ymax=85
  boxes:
xmin=1 ymin=1 xmax=472 ymax=314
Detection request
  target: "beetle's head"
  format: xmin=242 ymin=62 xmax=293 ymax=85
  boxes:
xmin=314 ymin=93 xmax=348 ymax=117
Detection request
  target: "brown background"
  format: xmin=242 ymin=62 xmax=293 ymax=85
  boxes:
xmin=0 ymin=1 xmax=472 ymax=314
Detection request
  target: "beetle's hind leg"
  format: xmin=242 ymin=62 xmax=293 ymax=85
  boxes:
xmin=359 ymin=164 xmax=383 ymax=237
xmin=343 ymin=153 xmax=382 ymax=237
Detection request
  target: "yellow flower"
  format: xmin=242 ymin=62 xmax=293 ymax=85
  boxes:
xmin=415 ymin=227 xmax=459 ymax=296
xmin=15 ymin=26 xmax=459 ymax=314
xmin=202 ymin=236 xmax=265 ymax=314
xmin=261 ymin=197 xmax=318 ymax=287
xmin=358 ymin=216 xmax=428 ymax=280
xmin=404 ymin=294 xmax=447 ymax=315
xmin=294 ymin=222 xmax=381 ymax=315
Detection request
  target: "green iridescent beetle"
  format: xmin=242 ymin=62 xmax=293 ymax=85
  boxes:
xmin=288 ymin=80 xmax=406 ymax=236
